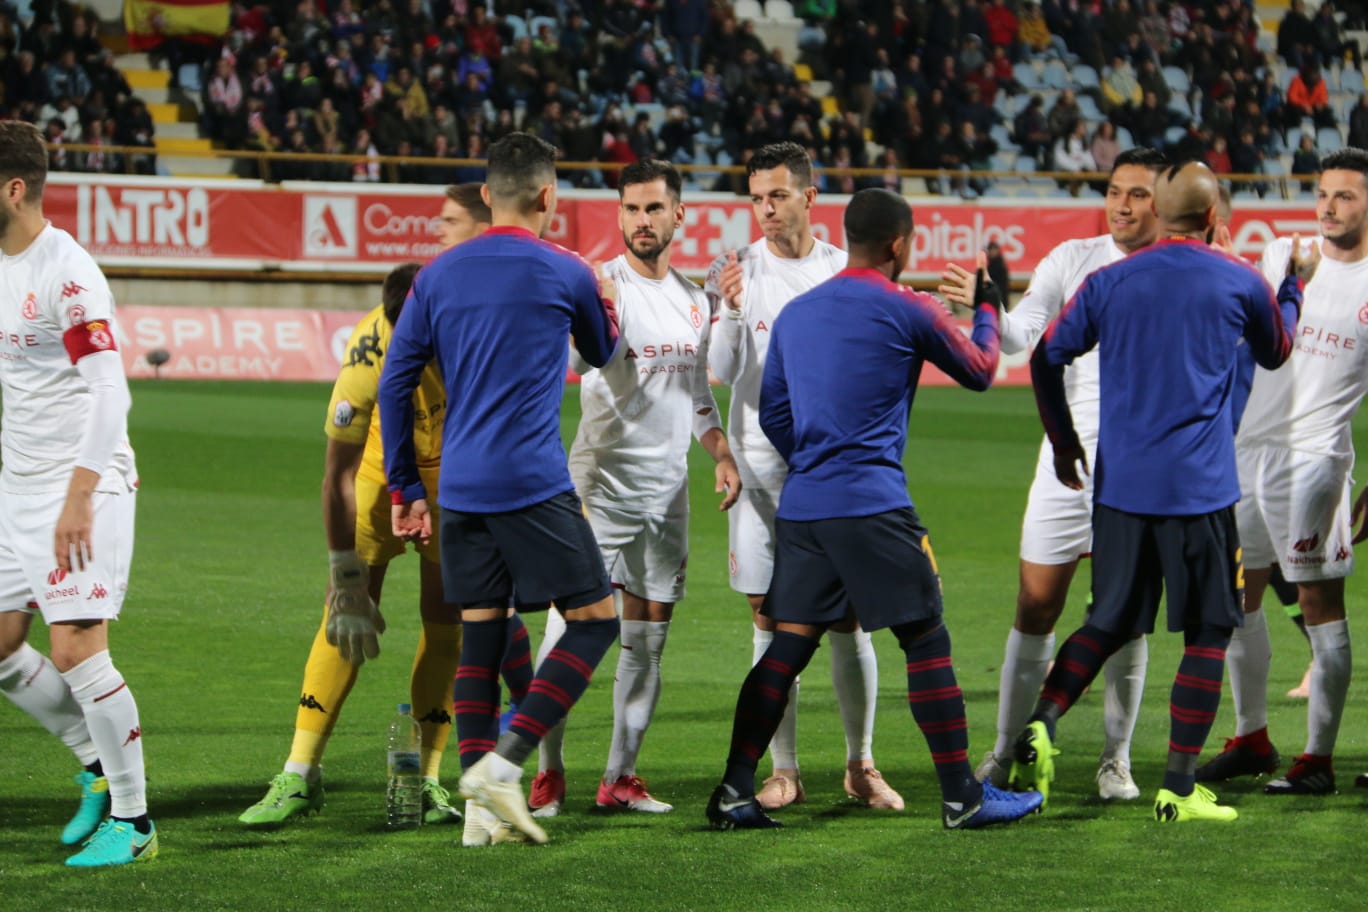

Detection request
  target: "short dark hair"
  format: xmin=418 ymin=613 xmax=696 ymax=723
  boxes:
xmin=1321 ymin=147 xmax=1368 ymax=176
xmin=382 ymin=261 xmax=423 ymax=326
xmin=619 ymin=159 xmax=682 ymax=202
xmin=445 ymin=182 xmax=491 ymax=222
xmin=1111 ymin=146 xmax=1168 ymax=176
xmin=0 ymin=120 xmax=47 ymax=200
xmin=844 ymin=188 xmax=912 ymax=249
xmin=486 ymin=132 xmax=557 ymax=212
xmin=746 ymin=141 xmax=814 ymax=189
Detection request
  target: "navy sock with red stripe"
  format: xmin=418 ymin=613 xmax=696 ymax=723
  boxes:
xmin=498 ymin=616 xmax=619 ymax=765
xmin=1031 ymin=623 xmax=1129 ymax=738
xmin=1162 ymin=625 xmax=1231 ymax=795
xmin=453 ymin=617 xmax=506 ymax=771
xmin=722 ymin=631 xmax=820 ymax=797
xmin=902 ymin=623 xmax=977 ymax=805
xmin=501 ymin=612 xmax=533 ymax=703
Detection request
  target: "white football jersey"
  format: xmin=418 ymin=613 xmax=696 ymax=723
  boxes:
xmin=569 ymin=254 xmax=721 ymax=511
xmin=705 ymin=237 xmax=846 ymax=487
xmin=1239 ymin=237 xmax=1368 ymax=457
xmin=1003 ymin=233 xmax=1125 ymax=439
xmin=0 ymin=224 xmax=136 ymax=494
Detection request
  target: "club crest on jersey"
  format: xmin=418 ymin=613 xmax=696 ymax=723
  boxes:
xmin=334 ymin=400 xmax=355 ymax=427
xmin=1360 ymin=302 xmax=1368 ymax=325
xmin=61 ymin=281 xmax=87 ymax=299
xmin=21 ymin=293 xmax=37 ymax=319
xmin=67 ymin=303 xmax=86 ymax=324
xmin=86 ymin=321 xmax=113 ymax=350
xmin=690 ymin=302 xmax=703 ymax=329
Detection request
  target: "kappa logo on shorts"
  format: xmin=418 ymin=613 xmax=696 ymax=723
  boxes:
xmin=420 ymin=708 xmax=452 ymax=725
xmin=1292 ymin=533 xmax=1321 ymax=553
xmin=728 ymin=551 xmax=738 ymax=577
xmin=87 ymin=583 xmax=109 ymax=600
xmin=123 ymin=727 xmax=141 ymax=746
xmin=299 ymin=693 xmax=329 ymax=713
xmin=47 ymin=568 xmax=68 ymax=585
xmin=1336 ymin=547 xmax=1351 ymax=561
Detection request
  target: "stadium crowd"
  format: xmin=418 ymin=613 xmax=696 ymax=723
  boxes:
xmin=0 ymin=0 xmax=1365 ymax=192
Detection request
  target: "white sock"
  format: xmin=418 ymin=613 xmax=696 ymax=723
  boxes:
xmin=1226 ymin=608 xmax=1271 ymax=737
xmin=993 ymin=628 xmax=1054 ymax=760
xmin=604 ymin=619 xmax=670 ymax=782
xmin=283 ymin=760 xmax=319 ymax=781
xmin=61 ymin=650 xmax=147 ymax=819
xmin=754 ymin=626 xmax=799 ymax=771
xmin=534 ymin=609 xmax=568 ymax=774
xmin=0 ymin=642 xmax=98 ymax=766
xmin=1305 ymin=619 xmax=1351 ymax=757
xmin=485 ymin=750 xmax=522 ymax=784
xmin=1101 ymin=636 xmax=1147 ymax=763
xmin=828 ymin=629 xmax=876 ymax=764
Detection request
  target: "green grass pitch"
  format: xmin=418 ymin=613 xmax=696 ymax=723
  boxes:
xmin=1 ymin=380 xmax=1364 ymax=911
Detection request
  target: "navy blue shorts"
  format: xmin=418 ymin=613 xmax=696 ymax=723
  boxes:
xmin=439 ymin=490 xmax=612 ymax=611
xmin=1088 ymin=503 xmax=1244 ymax=635
xmin=764 ymin=507 xmax=943 ymax=632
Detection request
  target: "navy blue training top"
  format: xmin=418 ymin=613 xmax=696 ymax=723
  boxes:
xmin=1032 ymin=237 xmax=1300 ymax=516
xmin=380 ymin=225 xmax=619 ymax=512
xmin=760 ymin=267 xmax=1000 ymax=521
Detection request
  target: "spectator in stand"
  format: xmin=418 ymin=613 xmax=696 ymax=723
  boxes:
xmin=1291 ymin=131 xmax=1320 ymax=193
xmin=46 ymin=47 xmax=91 ymax=105
xmin=1287 ymin=60 xmax=1336 ymax=129
xmin=966 ymin=60 xmax=999 ymax=106
xmin=983 ymin=0 xmax=1019 ymax=59
xmin=1138 ymin=0 xmax=1170 ymax=62
xmin=350 ymin=126 xmax=380 ymax=182
xmin=1136 ymin=57 xmax=1170 ymax=110
xmin=1091 ymin=121 xmax=1120 ymax=174
xmin=1047 ymin=88 xmax=1082 ymax=143
xmin=206 ymin=57 xmax=246 ymax=146
xmin=1019 ymin=1 xmax=1064 ymax=60
xmin=457 ymin=45 xmax=493 ymax=95
xmin=80 ymin=117 xmax=122 ymax=174
xmin=498 ymin=36 xmax=541 ymax=108
xmin=1204 ymin=134 xmax=1233 ymax=176
xmin=1014 ymin=94 xmax=1052 ymax=167
xmin=117 ymin=97 xmax=157 ymax=175
xmin=1313 ymin=2 xmax=1361 ymax=71
xmin=1350 ymin=94 xmax=1368 ymax=148
xmin=1052 ymin=119 xmax=1095 ymax=196
xmin=1279 ymin=0 xmax=1318 ymax=68
xmin=1229 ymin=128 xmax=1266 ymax=197
xmin=11 ymin=50 xmax=49 ymax=110
xmin=44 ymin=117 xmax=69 ymax=172
xmin=1101 ymin=55 xmax=1142 ymax=131
xmin=384 ymin=64 xmax=429 ymax=120
xmin=285 ymin=59 xmax=323 ymax=114
xmin=960 ymin=120 xmax=997 ymax=196
xmin=1101 ymin=0 xmax=1140 ymax=61
xmin=40 ymin=95 xmax=81 ymax=143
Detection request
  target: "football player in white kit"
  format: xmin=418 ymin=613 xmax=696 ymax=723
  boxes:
xmin=940 ymin=147 xmax=1169 ymax=801
xmin=0 ymin=121 xmax=154 ymax=866
xmin=527 ymin=160 xmax=742 ymax=816
xmin=706 ymin=142 xmax=904 ymax=811
xmin=1197 ymin=148 xmax=1368 ymax=795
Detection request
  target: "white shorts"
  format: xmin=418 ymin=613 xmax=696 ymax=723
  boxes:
xmin=1235 ymin=444 xmax=1354 ymax=582
xmin=727 ymin=484 xmax=782 ymax=595
xmin=1019 ymin=435 xmax=1096 ymax=565
xmin=0 ymin=488 xmax=136 ymax=622
xmin=586 ymin=492 xmax=689 ymax=604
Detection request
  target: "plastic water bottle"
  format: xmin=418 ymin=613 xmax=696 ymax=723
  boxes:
xmin=386 ymin=702 xmax=422 ymax=830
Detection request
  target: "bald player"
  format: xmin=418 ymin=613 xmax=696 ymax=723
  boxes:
xmin=1012 ymin=162 xmax=1306 ymax=822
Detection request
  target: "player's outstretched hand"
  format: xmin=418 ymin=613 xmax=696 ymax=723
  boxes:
xmin=325 ymin=549 xmax=386 ymax=666
xmin=720 ymin=251 xmax=744 ymax=311
xmin=1288 ymin=232 xmax=1321 ymax=284
xmin=972 ymin=251 xmax=1003 ymax=312
xmin=1352 ymin=486 xmax=1368 ymax=544
xmin=392 ymin=497 xmax=433 ymax=546
xmin=716 ymin=457 xmax=742 ymax=511
xmin=937 ymin=261 xmax=975 ymax=309
xmin=1052 ymin=443 xmax=1090 ymax=491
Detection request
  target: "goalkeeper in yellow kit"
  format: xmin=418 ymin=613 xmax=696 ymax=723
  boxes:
xmin=239 ymin=186 xmax=528 ymax=826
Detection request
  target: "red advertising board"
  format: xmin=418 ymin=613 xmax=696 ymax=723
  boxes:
xmin=45 ymin=175 xmax=1320 ymax=278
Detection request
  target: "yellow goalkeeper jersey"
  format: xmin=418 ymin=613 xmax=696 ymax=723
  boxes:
xmin=325 ymin=305 xmax=445 ymax=486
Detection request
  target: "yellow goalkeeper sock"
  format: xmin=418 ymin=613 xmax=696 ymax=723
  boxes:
xmin=412 ymin=620 xmax=463 ymax=780
xmin=287 ymin=607 xmax=359 ymax=769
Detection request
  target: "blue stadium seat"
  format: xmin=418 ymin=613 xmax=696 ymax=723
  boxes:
xmin=1043 ymin=61 xmax=1071 ymax=90
xmin=1162 ymin=66 xmax=1190 ymax=94
xmin=1014 ymin=62 xmax=1045 ymax=91
xmin=1076 ymin=94 xmax=1104 ymax=121
xmin=505 ymin=14 xmax=528 ymax=40
xmin=990 ymin=123 xmax=1020 ymax=152
xmin=1318 ymin=125 xmax=1345 ymax=151
xmin=1116 ymin=125 xmax=1135 ymax=149
xmin=1071 ymin=65 xmax=1100 ymax=91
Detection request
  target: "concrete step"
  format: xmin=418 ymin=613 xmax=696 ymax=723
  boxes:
xmin=159 ymin=155 xmax=237 ymax=177
xmin=118 ymin=52 xmax=157 ymax=71
xmin=153 ymin=135 xmax=213 ymax=153
xmin=155 ymin=121 xmax=200 ymax=140
xmin=126 ymin=68 xmax=170 ymax=90
xmin=147 ymin=101 xmax=199 ymax=123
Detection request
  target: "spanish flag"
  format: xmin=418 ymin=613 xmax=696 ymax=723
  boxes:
xmin=125 ymin=0 xmax=229 ymax=50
